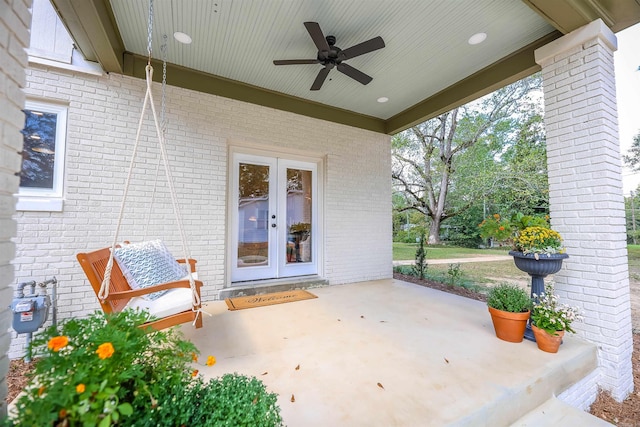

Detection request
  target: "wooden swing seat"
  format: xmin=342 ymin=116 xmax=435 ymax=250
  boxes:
xmin=77 ymin=246 xmax=203 ymax=330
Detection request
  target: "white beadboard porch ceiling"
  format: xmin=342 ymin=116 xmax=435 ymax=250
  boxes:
xmin=109 ymin=0 xmax=552 ymax=120
xmin=51 ymin=0 xmax=640 ymax=133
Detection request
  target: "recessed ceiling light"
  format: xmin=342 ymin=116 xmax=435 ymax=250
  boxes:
xmin=377 ymin=97 xmax=389 ymax=103
xmin=468 ymin=32 xmax=487 ymax=45
xmin=174 ymin=32 xmax=192 ymax=44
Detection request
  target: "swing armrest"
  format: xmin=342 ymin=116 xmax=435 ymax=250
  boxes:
xmin=176 ymin=258 xmax=197 ymax=273
xmin=103 ymin=279 xmax=203 ymax=301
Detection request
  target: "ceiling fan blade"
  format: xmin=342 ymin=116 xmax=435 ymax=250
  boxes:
xmin=304 ymin=22 xmax=330 ymax=52
xmin=311 ymin=67 xmax=331 ymax=91
xmin=341 ymin=36 xmax=385 ymax=60
xmin=273 ymin=59 xmax=320 ymax=65
xmin=337 ymin=63 xmax=373 ymax=85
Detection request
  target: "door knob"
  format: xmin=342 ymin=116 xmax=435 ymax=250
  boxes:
xmin=271 ymin=223 xmax=277 ymax=228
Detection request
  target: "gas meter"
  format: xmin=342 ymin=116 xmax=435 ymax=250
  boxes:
xmin=10 ymin=278 xmax=55 ymax=334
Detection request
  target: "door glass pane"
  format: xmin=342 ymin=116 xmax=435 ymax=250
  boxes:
xmin=237 ymin=163 xmax=270 ymax=268
xmin=286 ymin=168 xmax=312 ymax=264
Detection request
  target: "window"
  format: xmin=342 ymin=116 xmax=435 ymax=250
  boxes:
xmin=16 ymin=101 xmax=68 ymax=211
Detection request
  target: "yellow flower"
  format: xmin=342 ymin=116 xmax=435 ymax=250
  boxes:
xmin=47 ymin=336 xmax=68 ymax=352
xmin=96 ymin=342 xmax=115 ymax=359
xmin=206 ymin=356 xmax=216 ymax=366
xmin=493 ymin=214 xmax=500 ymax=220
xmin=38 ymin=386 xmax=45 ymax=397
xmin=76 ymin=383 xmax=85 ymax=393
xmin=192 ymin=352 xmax=198 ymax=362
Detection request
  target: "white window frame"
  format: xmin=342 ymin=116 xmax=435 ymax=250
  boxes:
xmin=16 ymin=100 xmax=68 ymax=212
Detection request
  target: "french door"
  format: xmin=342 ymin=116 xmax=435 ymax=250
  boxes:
xmin=230 ymin=152 xmax=318 ymax=282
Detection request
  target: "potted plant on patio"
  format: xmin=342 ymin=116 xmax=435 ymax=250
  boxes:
xmin=530 ymin=282 xmax=583 ymax=353
xmin=480 ymin=212 xmax=568 ymax=341
xmin=487 ymin=283 xmax=532 ymax=343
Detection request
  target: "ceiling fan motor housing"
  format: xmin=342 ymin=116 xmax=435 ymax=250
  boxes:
xmin=317 ymin=35 xmax=344 ymax=66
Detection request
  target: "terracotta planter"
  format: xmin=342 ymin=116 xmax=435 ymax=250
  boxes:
xmin=488 ymin=306 xmax=530 ymax=343
xmin=531 ymin=324 xmax=564 ymax=353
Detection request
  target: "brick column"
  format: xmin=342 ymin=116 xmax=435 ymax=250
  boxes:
xmin=535 ymin=19 xmax=633 ymax=403
xmin=0 ymin=0 xmax=31 ymax=416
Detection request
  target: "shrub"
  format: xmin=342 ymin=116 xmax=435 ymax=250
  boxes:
xmin=132 ymin=373 xmax=282 ymax=426
xmin=6 ymin=310 xmax=282 ymax=426
xmin=412 ymin=231 xmax=428 ymax=279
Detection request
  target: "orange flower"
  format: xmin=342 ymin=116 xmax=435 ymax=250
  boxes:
xmin=96 ymin=342 xmax=115 ymax=359
xmin=59 ymin=409 xmax=67 ymax=419
xmin=38 ymin=386 xmax=45 ymax=397
xmin=493 ymin=214 xmax=500 ymax=220
xmin=192 ymin=369 xmax=199 ymax=377
xmin=498 ymin=226 xmax=505 ymax=231
xmin=206 ymin=356 xmax=216 ymax=366
xmin=47 ymin=336 xmax=69 ymax=352
xmin=191 ymin=353 xmax=198 ymax=362
xmin=76 ymin=383 xmax=85 ymax=393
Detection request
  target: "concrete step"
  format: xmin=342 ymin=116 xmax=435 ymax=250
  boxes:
xmin=219 ymin=275 xmax=328 ymax=299
xmin=512 ymin=397 xmax=613 ymax=426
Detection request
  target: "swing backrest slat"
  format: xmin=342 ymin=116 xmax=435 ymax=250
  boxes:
xmin=77 ymin=247 xmax=132 ymax=313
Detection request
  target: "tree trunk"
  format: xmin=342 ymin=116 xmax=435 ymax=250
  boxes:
xmin=428 ymin=219 xmax=441 ymax=244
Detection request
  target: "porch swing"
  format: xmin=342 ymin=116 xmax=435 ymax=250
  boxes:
xmin=77 ymin=1 xmax=203 ymax=330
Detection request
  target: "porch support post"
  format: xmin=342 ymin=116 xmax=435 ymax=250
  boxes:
xmin=535 ymin=19 xmax=633 ymax=404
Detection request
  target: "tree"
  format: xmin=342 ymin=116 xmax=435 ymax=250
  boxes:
xmin=622 ymin=131 xmax=640 ymax=171
xmin=392 ymin=75 xmax=542 ymax=244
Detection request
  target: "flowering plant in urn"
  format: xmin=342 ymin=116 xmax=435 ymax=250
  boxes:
xmin=479 ymin=212 xmax=565 ymax=258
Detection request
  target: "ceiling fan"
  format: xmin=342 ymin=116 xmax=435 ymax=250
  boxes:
xmin=273 ymin=22 xmax=385 ymax=91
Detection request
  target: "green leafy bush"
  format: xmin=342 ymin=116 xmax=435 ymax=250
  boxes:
xmin=132 ymin=373 xmax=282 ymax=427
xmin=446 ymin=263 xmax=462 ymax=286
xmin=487 ymin=283 xmax=532 ymax=313
xmin=478 ymin=214 xmax=513 ymax=242
xmin=6 ymin=310 xmax=282 ymax=427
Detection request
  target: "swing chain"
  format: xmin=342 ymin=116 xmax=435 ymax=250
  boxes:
xmin=147 ymin=0 xmax=154 ymax=64
xmin=161 ymin=34 xmax=168 ymax=132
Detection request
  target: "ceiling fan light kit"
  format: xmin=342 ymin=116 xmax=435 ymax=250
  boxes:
xmin=274 ymin=22 xmax=385 ymax=91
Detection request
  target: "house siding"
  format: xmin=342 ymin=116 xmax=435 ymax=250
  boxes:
xmin=9 ymin=63 xmax=392 ymax=357
xmin=535 ymin=19 xmax=634 ymax=406
xmin=0 ymin=0 xmax=31 ymax=415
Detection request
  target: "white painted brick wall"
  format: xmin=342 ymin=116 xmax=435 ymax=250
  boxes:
xmin=536 ymin=20 xmax=633 ymax=405
xmin=9 ymin=63 xmax=392 ymax=357
xmin=0 ymin=0 xmax=31 ymax=415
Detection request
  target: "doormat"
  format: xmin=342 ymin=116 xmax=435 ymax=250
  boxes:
xmin=225 ymin=290 xmax=318 ymax=311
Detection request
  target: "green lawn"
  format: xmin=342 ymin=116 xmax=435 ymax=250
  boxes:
xmin=394 ymin=243 xmax=640 ymax=291
xmin=627 ymin=244 xmax=640 ymax=262
xmin=392 ymin=242 xmax=511 ymax=261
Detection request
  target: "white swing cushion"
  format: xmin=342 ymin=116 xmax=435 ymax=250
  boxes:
xmin=126 ymin=287 xmax=193 ymax=319
xmin=113 ymin=240 xmax=189 ymax=301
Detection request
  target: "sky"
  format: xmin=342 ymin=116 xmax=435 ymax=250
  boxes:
xmin=615 ymin=23 xmax=640 ymax=196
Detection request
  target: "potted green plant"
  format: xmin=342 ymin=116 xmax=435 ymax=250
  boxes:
xmin=479 ymin=212 xmax=569 ymax=341
xmin=530 ymin=283 xmax=583 ymax=353
xmin=487 ymin=283 xmax=533 ymax=343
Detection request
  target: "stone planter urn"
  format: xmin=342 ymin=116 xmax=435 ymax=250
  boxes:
xmin=508 ymin=251 xmax=569 ymax=341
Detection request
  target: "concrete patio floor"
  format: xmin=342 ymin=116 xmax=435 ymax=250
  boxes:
xmin=180 ymin=279 xmax=605 ymax=426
